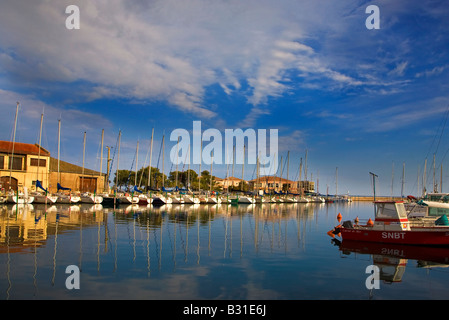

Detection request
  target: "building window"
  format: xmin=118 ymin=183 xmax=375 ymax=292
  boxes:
xmin=10 ymin=156 xmax=23 ymax=171
xmin=30 ymin=158 xmax=47 ymax=167
xmin=0 ymin=155 xmax=4 ymax=169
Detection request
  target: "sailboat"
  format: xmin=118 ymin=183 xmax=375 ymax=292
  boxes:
xmin=79 ymin=132 xmax=103 ymax=204
xmin=5 ymin=102 xmax=34 ymax=204
xmin=29 ymin=113 xmax=57 ymax=204
xmin=55 ymin=119 xmax=81 ymax=204
xmin=32 ymin=180 xmax=58 ymax=204
xmin=7 ymin=187 xmax=34 ymax=204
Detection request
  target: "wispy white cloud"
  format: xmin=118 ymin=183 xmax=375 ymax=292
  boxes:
xmin=415 ymin=65 xmax=449 ymax=78
xmin=0 ymin=89 xmax=113 ymax=169
xmin=389 ymin=61 xmax=408 ymax=77
xmin=0 ymin=0 xmax=371 ymax=125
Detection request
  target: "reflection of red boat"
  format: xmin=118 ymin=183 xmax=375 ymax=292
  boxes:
xmin=332 ymin=201 xmax=449 ymax=246
xmin=338 ymin=239 xmax=449 ymax=266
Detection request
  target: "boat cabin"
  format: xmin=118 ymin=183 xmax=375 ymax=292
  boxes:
xmin=372 ymin=201 xmax=410 ymax=231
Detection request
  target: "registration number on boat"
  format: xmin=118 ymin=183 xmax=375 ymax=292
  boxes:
xmin=381 ymin=232 xmax=405 ymax=239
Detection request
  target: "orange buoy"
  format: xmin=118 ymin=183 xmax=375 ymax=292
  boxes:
xmin=367 ymin=218 xmax=374 ymax=226
xmin=337 ymin=213 xmax=342 ymax=222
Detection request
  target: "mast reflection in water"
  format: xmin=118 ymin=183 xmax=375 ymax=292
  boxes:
xmin=1 ymin=202 xmax=449 ymax=300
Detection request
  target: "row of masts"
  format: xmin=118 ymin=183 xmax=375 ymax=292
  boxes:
xmin=9 ymin=102 xmax=337 ymax=197
xmin=388 ymin=154 xmax=444 ymax=200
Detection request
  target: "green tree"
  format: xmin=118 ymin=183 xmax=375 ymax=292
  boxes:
xmin=114 ymin=166 xmax=167 ymax=191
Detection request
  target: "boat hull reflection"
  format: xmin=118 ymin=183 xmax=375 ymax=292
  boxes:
xmin=337 ymin=239 xmax=449 ymax=266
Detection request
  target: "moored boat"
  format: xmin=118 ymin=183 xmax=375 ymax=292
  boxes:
xmin=152 ymin=194 xmax=173 ymax=205
xmin=80 ymin=192 xmax=103 ymax=204
xmin=117 ymin=194 xmax=139 ymax=204
xmin=30 ymin=192 xmax=58 ymax=204
xmin=56 ymin=193 xmax=81 ymax=204
xmin=137 ymin=194 xmax=152 ymax=205
xmin=7 ymin=189 xmax=34 ymax=204
xmin=183 ymin=195 xmax=200 ymax=204
xmin=329 ymin=201 xmax=449 ymax=246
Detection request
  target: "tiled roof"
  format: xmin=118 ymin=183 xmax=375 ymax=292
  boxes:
xmin=0 ymin=141 xmax=50 ymax=156
xmin=248 ymin=175 xmax=295 ymax=183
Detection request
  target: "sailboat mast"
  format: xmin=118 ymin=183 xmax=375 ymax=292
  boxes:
xmin=336 ymin=167 xmax=338 ymax=197
xmin=187 ymin=144 xmax=191 ymax=190
xmin=401 ymin=162 xmax=405 ymax=199
xmin=391 ymin=162 xmax=394 ymax=198
xmin=162 ymin=134 xmax=165 ymax=188
xmin=241 ymin=145 xmax=245 ymax=191
xmin=433 ymin=154 xmax=436 ymax=192
xmin=115 ymin=130 xmax=121 ymax=194
xmin=423 ymin=158 xmax=427 ymax=196
xmin=100 ymin=129 xmax=104 ymax=192
xmin=82 ymin=132 xmax=86 ymax=192
xmin=148 ymin=128 xmax=154 ymax=190
xmin=299 ymin=158 xmax=303 ymax=196
xmin=287 ymin=151 xmax=290 ymax=192
xmin=36 ymin=113 xmax=43 ymax=185
xmin=135 ymin=140 xmax=139 ymax=187
xmin=198 ymin=139 xmax=202 ymax=191
xmin=175 ymin=136 xmax=179 ymax=188
xmin=210 ymin=150 xmax=214 ymax=193
xmin=58 ymin=119 xmax=61 ymax=184
xmin=9 ymin=102 xmax=19 ymax=188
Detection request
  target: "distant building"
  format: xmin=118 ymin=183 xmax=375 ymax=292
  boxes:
xmin=296 ymin=180 xmax=315 ymax=194
xmin=248 ymin=176 xmax=295 ymax=192
xmin=248 ymin=176 xmax=315 ymax=193
xmin=215 ymin=176 xmax=247 ymax=190
xmin=0 ymin=140 xmax=105 ymax=193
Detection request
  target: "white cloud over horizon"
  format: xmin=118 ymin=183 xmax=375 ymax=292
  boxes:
xmin=0 ymin=0 xmax=385 ymax=126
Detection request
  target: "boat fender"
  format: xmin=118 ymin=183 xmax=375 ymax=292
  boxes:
xmin=367 ymin=218 xmax=374 ymax=227
xmin=327 ymin=224 xmax=341 ymax=238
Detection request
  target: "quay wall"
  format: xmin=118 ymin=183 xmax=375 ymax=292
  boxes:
xmin=350 ymin=196 xmax=404 ymax=201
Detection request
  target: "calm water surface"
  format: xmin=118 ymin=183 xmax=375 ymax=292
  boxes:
xmin=1 ymin=201 xmax=449 ymax=300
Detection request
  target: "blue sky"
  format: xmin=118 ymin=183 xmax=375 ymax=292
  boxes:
xmin=1 ymin=0 xmax=449 ymax=196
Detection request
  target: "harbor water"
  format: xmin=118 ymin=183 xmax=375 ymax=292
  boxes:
xmin=1 ymin=201 xmax=449 ymax=300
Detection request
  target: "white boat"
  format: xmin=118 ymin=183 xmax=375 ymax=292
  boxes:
xmin=152 ymin=194 xmax=173 ymax=205
xmin=7 ymin=192 xmax=34 ymax=204
xmin=170 ymin=194 xmax=184 ymax=204
xmin=230 ymin=196 xmax=256 ymax=204
xmin=117 ymin=194 xmax=139 ymax=204
xmin=30 ymin=192 xmax=58 ymax=204
xmin=137 ymin=194 xmax=152 ymax=205
xmin=295 ymin=196 xmax=310 ymax=203
xmin=254 ymin=196 xmax=267 ymax=204
xmin=183 ymin=195 xmax=200 ymax=204
xmin=56 ymin=193 xmax=81 ymax=204
xmin=199 ymin=195 xmax=209 ymax=204
xmin=275 ymin=196 xmax=284 ymax=203
xmin=80 ymin=193 xmax=103 ymax=204
xmin=281 ymin=196 xmax=295 ymax=203
xmin=206 ymin=195 xmax=222 ymax=204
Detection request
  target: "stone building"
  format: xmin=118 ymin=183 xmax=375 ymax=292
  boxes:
xmin=0 ymin=141 xmax=51 ymax=192
xmin=0 ymin=140 xmax=105 ymax=193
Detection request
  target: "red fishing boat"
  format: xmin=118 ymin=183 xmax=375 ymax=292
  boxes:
xmin=329 ymin=201 xmax=449 ymax=246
